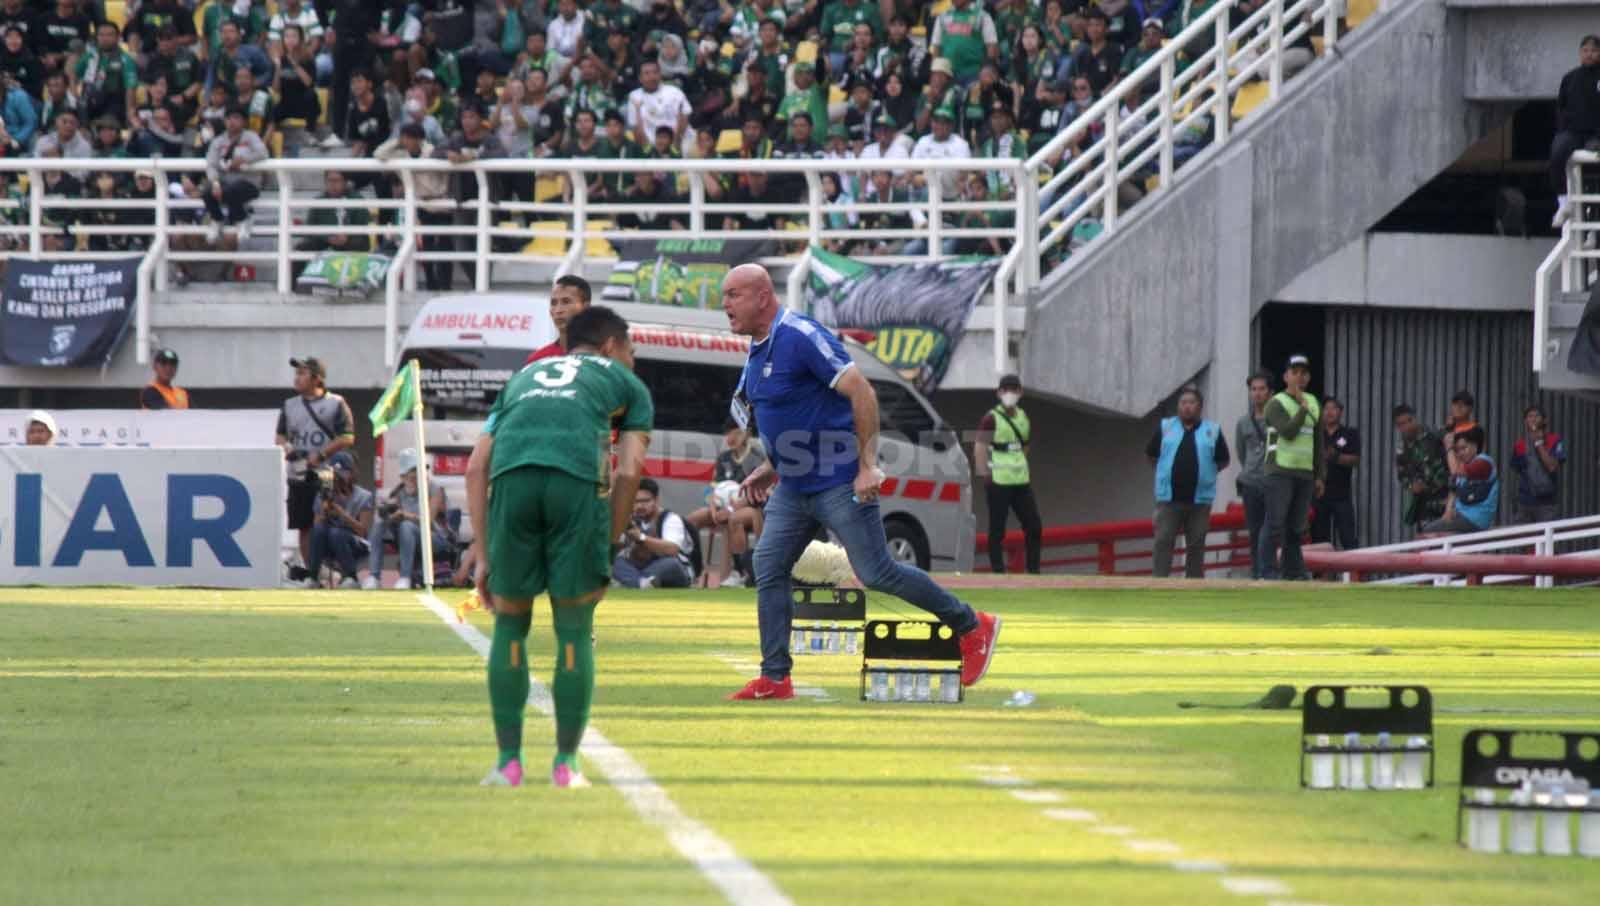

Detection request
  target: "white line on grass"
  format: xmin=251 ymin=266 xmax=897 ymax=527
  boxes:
xmin=1009 ymin=789 xmax=1065 ymax=804
xmin=1221 ymin=878 xmax=1292 ymax=896
xmin=420 ymin=593 xmax=792 ymax=906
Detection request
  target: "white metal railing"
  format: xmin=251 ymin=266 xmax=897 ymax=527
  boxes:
xmin=1534 ymin=150 xmax=1600 ymax=373
xmin=1339 ymin=514 xmax=1600 ymax=588
xmin=0 ymin=155 xmax=1025 ymax=368
xmin=1026 ymin=0 xmax=1344 ymax=274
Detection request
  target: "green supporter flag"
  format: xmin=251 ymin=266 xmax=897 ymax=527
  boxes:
xmin=370 ymin=360 xmax=421 ymax=437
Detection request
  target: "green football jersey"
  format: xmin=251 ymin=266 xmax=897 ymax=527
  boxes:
xmin=483 ymin=353 xmax=654 ymax=486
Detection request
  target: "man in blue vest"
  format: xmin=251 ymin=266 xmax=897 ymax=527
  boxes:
xmin=720 ymin=264 xmax=1001 ymax=701
xmin=1259 ymin=354 xmax=1325 ymax=579
xmin=1146 ymin=384 xmax=1230 ymax=578
xmin=1421 ymin=427 xmax=1500 ymax=534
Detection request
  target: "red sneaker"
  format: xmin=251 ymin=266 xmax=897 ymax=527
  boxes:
xmin=959 ymin=612 xmax=1001 ymax=687
xmin=726 ymin=675 xmax=795 ymax=701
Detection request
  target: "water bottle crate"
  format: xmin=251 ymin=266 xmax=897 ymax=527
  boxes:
xmin=1457 ymin=729 xmax=1600 ymax=857
xmin=1300 ymin=685 xmax=1434 ymax=790
xmin=859 ymin=620 xmax=964 ymax=704
xmin=791 ymin=585 xmax=867 ymax=622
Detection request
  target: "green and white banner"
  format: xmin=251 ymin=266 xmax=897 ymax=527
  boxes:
xmin=296 ymin=252 xmax=391 ymax=298
xmin=805 ymin=246 xmax=999 ymax=393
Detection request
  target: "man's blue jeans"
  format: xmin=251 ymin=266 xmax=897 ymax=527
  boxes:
xmin=367 ymin=518 xmax=444 ymax=581
xmin=753 ymin=481 xmax=977 ymax=680
xmin=309 ymin=522 xmax=363 ymax=580
xmin=612 ymin=554 xmax=693 ymax=588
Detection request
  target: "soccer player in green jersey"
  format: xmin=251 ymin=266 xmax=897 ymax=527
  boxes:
xmin=464 ymin=306 xmax=654 ymax=788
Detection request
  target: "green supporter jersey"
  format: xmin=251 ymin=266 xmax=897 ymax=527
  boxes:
xmin=482 ymin=353 xmax=654 ymax=486
xmin=776 ymin=85 xmax=826 ymax=140
xmin=819 ymin=1 xmax=882 ymax=53
xmin=933 ymin=8 xmax=992 ymax=81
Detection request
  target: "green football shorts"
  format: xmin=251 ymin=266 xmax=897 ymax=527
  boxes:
xmin=487 ymin=466 xmax=612 ymax=603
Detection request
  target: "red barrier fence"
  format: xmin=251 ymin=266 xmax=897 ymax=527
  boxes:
xmin=976 ymin=503 xmax=1250 ymax=575
xmin=1302 ymin=549 xmax=1600 ymax=585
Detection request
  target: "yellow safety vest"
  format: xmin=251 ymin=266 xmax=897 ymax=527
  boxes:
xmin=989 ymin=405 xmax=1030 ymax=486
xmin=1266 ymin=392 xmax=1319 ymax=472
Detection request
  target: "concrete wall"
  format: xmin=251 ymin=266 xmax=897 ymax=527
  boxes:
xmin=1026 ymin=0 xmax=1499 ymax=420
xmin=1275 ymin=232 xmax=1555 ymax=310
xmin=1453 ymin=0 xmax=1597 ymax=101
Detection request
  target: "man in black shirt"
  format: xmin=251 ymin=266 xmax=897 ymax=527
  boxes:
xmin=1145 ymin=385 xmax=1231 ymax=578
xmin=328 ymin=0 xmax=381 ymax=137
xmin=36 ymin=0 xmax=93 ymax=74
xmin=1310 ymin=396 xmax=1361 ymax=549
xmin=1069 ymin=8 xmax=1123 ymax=95
xmin=1551 ymin=35 xmax=1600 ymax=227
xmin=0 ymin=0 xmax=34 ymax=51
xmin=721 ymin=170 xmax=789 ymax=232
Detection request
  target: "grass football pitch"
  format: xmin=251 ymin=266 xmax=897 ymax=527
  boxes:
xmin=3 ymin=583 xmax=1598 ymax=905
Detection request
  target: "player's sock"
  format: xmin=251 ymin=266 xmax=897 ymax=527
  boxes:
xmin=488 ymin=610 xmax=533 ymax=770
xmin=551 ymin=603 xmax=597 ymax=770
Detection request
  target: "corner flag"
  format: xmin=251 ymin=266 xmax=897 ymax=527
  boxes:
xmin=369 ymin=360 xmax=421 ymax=437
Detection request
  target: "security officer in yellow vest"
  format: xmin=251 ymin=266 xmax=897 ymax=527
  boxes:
xmin=1258 ymin=354 xmax=1327 ymax=580
xmin=1146 ymin=384 xmax=1231 ymax=578
xmin=976 ymin=374 xmax=1043 ymax=573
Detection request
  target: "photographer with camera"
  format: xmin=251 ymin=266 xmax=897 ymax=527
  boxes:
xmin=612 ymin=478 xmax=695 ymax=589
xmin=276 ymin=356 xmax=356 ymax=578
xmin=364 ymin=447 xmax=449 ymax=590
xmin=304 ymin=452 xmax=374 ymax=588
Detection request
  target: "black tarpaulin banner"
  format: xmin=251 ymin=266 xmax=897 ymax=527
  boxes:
xmin=0 ymin=257 xmax=139 ymax=367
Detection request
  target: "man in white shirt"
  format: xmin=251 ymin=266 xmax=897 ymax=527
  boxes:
xmin=268 ymin=0 xmax=323 ymax=54
xmin=910 ymin=105 xmax=971 ymax=201
xmin=546 ymin=0 xmax=587 ymax=64
xmin=626 ymin=59 xmax=690 ymax=150
xmin=858 ymin=113 xmax=910 ymax=199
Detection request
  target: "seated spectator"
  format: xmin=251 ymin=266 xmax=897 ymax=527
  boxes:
xmin=656 ymin=31 xmax=694 ymax=89
xmin=648 ymin=124 xmax=680 ymax=160
xmin=856 ymin=168 xmax=924 ymax=255
xmin=876 ymin=15 xmax=924 ymax=79
xmin=1070 ymin=9 xmax=1124 ymax=95
xmin=119 ymin=169 xmax=158 ymax=250
xmin=365 ymin=447 xmax=448 ymax=590
xmin=37 ymin=0 xmax=94 ymax=76
xmin=193 ymin=81 xmax=230 ymax=152
xmin=841 ymin=75 xmax=877 ymax=147
xmin=960 ymin=61 xmax=1013 ymax=146
xmin=776 ymin=60 xmax=826 ymax=141
xmin=910 ymin=105 xmax=971 ymax=201
xmin=269 ymin=24 xmax=320 ymax=145
xmin=524 ymin=69 xmax=565 ymax=156
xmin=878 ymin=69 xmax=917 ymax=136
xmin=687 ymin=421 xmax=768 ymax=588
xmin=627 ymin=59 xmax=690 ymax=152
xmin=0 ymin=71 xmax=36 ymax=149
xmin=597 ymin=107 xmax=643 ymax=199
xmin=1442 ymin=389 xmax=1479 ymax=475
xmin=818 ymin=170 xmax=859 ymax=248
xmin=208 ymin=19 xmax=271 ymax=99
xmin=126 ymin=0 xmax=196 ymax=61
xmin=89 ymin=114 xmax=124 ymax=157
xmin=510 ymin=27 xmax=567 ymax=87
xmin=145 ymin=26 xmax=203 ymax=119
xmin=545 ymin=0 xmax=586 ymax=66
xmin=416 ymin=68 xmax=460 ymax=137
xmin=393 ymin=84 xmax=448 ymax=148
xmin=200 ymin=105 xmax=268 ymax=243
xmin=80 ymin=169 xmax=123 ymax=250
xmin=74 ymin=22 xmax=137 ymax=125
xmin=718 ymin=169 xmax=789 ymax=232
xmin=1550 ymin=35 xmax=1600 ymax=227
xmin=1121 ymin=18 xmax=1165 ymax=78
xmin=231 ymin=65 xmax=276 ymax=146
xmin=39 ymin=71 xmax=79 ymax=136
xmin=128 ymin=103 xmax=185 ymax=157
xmin=956 ymin=170 xmax=1011 ymax=257
xmin=304 ymin=452 xmax=375 ymax=589
xmin=35 ymin=108 xmax=90 ymax=160
xmin=1421 ymin=427 xmax=1499 ymax=535
xmin=292 ymin=169 xmax=371 ymax=286
xmin=0 ymin=26 xmax=41 ymax=98
xmin=618 ymin=166 xmax=683 ymax=230
xmin=612 ymin=478 xmax=694 ymax=589
xmin=25 ymin=409 xmax=57 ymax=445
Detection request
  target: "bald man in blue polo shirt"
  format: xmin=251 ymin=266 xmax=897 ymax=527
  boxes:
xmin=720 ymin=264 xmax=1001 ymax=701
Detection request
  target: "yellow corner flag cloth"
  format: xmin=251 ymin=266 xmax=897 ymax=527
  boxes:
xmin=369 ymin=360 xmax=420 ymax=438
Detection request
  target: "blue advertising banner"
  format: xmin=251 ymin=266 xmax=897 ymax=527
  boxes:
xmin=0 ymin=257 xmax=139 ymax=366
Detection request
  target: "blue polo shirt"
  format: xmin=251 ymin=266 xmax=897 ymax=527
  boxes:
xmin=734 ymin=309 xmax=859 ymax=493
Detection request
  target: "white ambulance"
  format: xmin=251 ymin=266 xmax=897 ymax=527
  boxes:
xmin=384 ymin=295 xmax=976 ymax=573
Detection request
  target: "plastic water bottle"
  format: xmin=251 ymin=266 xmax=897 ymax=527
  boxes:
xmin=1507 ymin=787 xmax=1538 ymax=855
xmin=899 ymin=672 xmax=917 ymax=702
xmin=811 ymin=627 xmax=824 ymax=654
xmin=1372 ymin=732 xmax=1395 ymax=790
xmin=1309 ymin=735 xmax=1335 ymax=789
xmin=791 ymin=627 xmax=806 ymax=654
xmin=915 ymin=671 xmax=931 ymax=702
xmin=827 ymin=622 xmax=840 ymax=654
xmin=868 ymin=670 xmax=888 ymax=702
xmin=939 ymin=671 xmax=960 ymax=702
xmin=1396 ymin=736 xmax=1428 ymax=789
xmin=1578 ymin=791 xmax=1600 ymax=857
xmin=1340 ymin=732 xmax=1366 ymax=789
xmin=844 ymin=626 xmax=859 ymax=655
xmin=1541 ymin=787 xmax=1573 ymax=856
xmin=1467 ymin=789 xmax=1501 ymax=853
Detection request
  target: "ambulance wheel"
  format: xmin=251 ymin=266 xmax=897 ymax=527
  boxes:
xmin=884 ymin=518 xmax=930 ymax=571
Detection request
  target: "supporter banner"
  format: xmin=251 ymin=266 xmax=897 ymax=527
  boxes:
xmin=0 ymin=409 xmax=280 ymax=448
xmin=602 ymin=238 xmax=775 ymax=309
xmin=0 ymin=258 xmax=138 ymax=367
xmin=805 ymin=246 xmax=999 ymax=393
xmin=1 ymin=447 xmax=284 ymax=588
xmin=297 ymin=252 xmax=391 ymax=298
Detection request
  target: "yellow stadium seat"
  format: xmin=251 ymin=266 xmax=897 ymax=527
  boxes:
xmin=795 ymin=41 xmax=817 ymax=64
xmin=910 ymin=25 xmax=926 ymax=38
xmin=269 ymin=130 xmax=283 ymax=157
xmin=828 ymin=85 xmax=846 ymax=105
xmin=1346 ymin=0 xmax=1378 ymax=29
xmin=106 ymin=0 xmax=126 ymax=28
xmin=523 ymin=220 xmax=568 ymax=257
xmin=715 ymin=128 xmax=743 ymax=154
xmin=584 ymin=220 xmax=617 ymax=258
xmin=316 ymin=88 xmax=330 ymax=125
xmin=1144 ymin=174 xmax=1161 ymax=193
xmin=1312 ymin=35 xmax=1325 ymax=56
xmin=1230 ymin=80 xmax=1270 ymax=121
xmin=534 ymin=175 xmax=563 ymax=203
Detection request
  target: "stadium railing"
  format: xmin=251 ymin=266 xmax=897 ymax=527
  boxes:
xmin=1534 ymin=149 xmax=1600 ymax=374
xmin=1304 ymin=514 xmax=1600 ymax=587
xmin=0 ymin=155 xmax=1026 ymax=370
xmin=976 ymin=503 xmax=1251 ymax=576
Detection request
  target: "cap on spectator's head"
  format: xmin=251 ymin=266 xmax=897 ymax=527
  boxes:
xmin=827 ymin=123 xmax=847 ymax=140
xmin=874 ymin=113 xmax=897 ymax=131
xmin=27 ymin=409 xmax=56 ymax=438
xmin=135 ymin=169 xmax=155 ymax=180
xmin=290 ymin=356 xmax=326 ymax=378
xmin=930 ymin=57 xmax=953 ymax=77
xmin=327 ymin=451 xmax=355 ymax=474
xmin=91 ymin=115 xmax=119 ymax=131
xmin=398 ymin=122 xmax=425 ymax=140
xmin=603 ymin=108 xmax=625 ymax=125
xmin=415 ymin=68 xmax=437 ymax=83
xmin=933 ymin=105 xmax=956 ymax=121
xmin=1287 ymin=353 xmax=1311 ymax=370
xmin=154 ymin=348 xmax=178 ymax=364
xmin=1143 ymin=17 xmax=1165 ymax=31
xmin=794 ymin=60 xmax=814 ymax=73
xmin=397 ymin=447 xmax=419 ymax=475
xmin=998 ymin=373 xmax=1022 ymax=390
xmin=1451 ymin=388 xmax=1476 ymax=408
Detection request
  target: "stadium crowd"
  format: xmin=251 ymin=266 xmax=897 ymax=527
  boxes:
xmin=0 ymin=0 xmax=1318 ymax=277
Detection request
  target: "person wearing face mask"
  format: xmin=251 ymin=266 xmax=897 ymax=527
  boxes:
xmin=975 ymin=374 xmax=1042 ymax=574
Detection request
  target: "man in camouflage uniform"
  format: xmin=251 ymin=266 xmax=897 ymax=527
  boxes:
xmin=1392 ymin=403 xmax=1450 ymax=534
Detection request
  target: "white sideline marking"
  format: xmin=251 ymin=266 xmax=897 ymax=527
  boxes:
xmin=1173 ymin=860 xmax=1226 ymax=873
xmin=1041 ymin=808 xmax=1099 ymax=823
xmin=1088 ymin=825 xmax=1135 ymax=836
xmin=1221 ymin=878 xmax=1292 ymax=896
xmin=965 ymin=764 xmax=1013 ymax=773
xmin=420 ymin=594 xmax=792 ymax=906
xmin=977 ymin=774 xmax=1031 ymax=787
xmin=1009 ymin=789 xmax=1065 ymax=804
xmin=1126 ymin=839 xmax=1183 ymax=855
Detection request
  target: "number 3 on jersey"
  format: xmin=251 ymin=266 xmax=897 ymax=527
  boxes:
xmin=534 ymin=357 xmax=581 ymax=388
